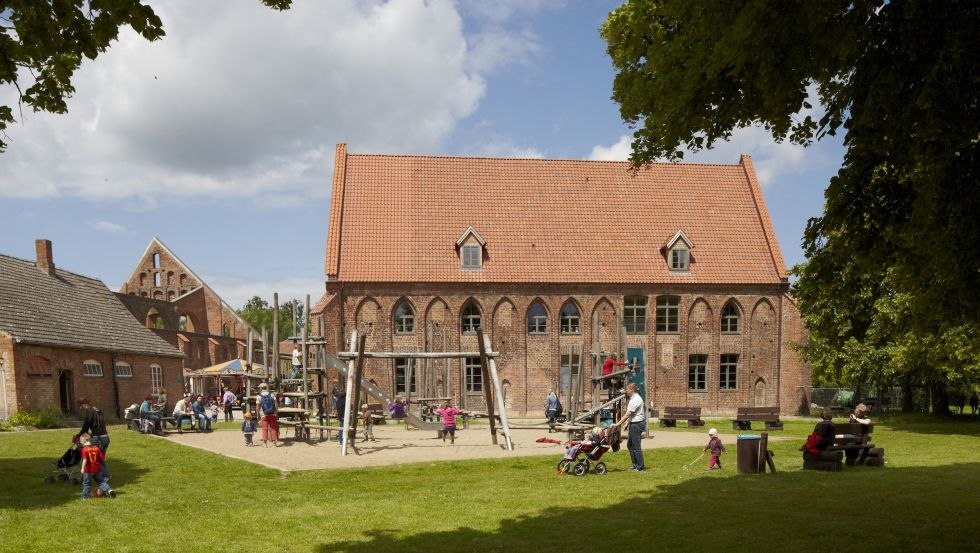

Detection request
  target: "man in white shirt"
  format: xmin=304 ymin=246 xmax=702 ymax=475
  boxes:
xmin=291 ymin=342 xmax=302 ymax=379
xmin=613 ymin=382 xmax=646 ymax=471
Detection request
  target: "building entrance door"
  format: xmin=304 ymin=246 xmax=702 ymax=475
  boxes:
xmin=58 ymin=370 xmax=74 ymax=413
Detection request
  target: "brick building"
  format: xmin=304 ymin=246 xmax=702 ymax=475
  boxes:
xmin=117 ymin=237 xmax=260 ymax=376
xmin=314 ymin=144 xmax=810 ymax=416
xmin=0 ymin=240 xmax=184 ymax=419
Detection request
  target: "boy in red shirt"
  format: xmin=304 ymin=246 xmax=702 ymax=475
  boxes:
xmin=79 ymin=434 xmax=115 ymax=499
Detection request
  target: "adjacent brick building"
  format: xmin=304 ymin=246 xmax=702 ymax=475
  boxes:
xmin=117 ymin=237 xmax=260 ymax=374
xmin=315 ymin=144 xmax=810 ymax=416
xmin=0 ymin=240 xmax=184 ymax=419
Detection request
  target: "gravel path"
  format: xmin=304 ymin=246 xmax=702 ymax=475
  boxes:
xmin=161 ymin=422 xmax=750 ymax=472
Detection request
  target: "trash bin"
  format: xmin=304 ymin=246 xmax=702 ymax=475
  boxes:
xmin=737 ymin=434 xmax=762 ymax=474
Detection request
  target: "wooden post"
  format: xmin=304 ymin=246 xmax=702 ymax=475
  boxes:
xmin=405 ymin=358 xmax=414 ymax=421
xmin=341 ymin=331 xmax=358 ymax=456
xmin=483 ymin=332 xmax=513 ymax=451
xmin=261 ymin=327 xmax=268 ymax=388
xmin=272 ymin=293 xmax=280 ymax=382
xmin=302 ymin=294 xmax=310 ymax=410
xmin=350 ymin=334 xmax=367 ymax=439
xmin=477 ymin=330 xmax=498 ymax=446
xmin=246 ymin=329 xmax=253 ymax=415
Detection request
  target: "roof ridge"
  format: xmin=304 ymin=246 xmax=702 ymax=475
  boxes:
xmin=0 ymin=252 xmax=103 ymax=284
xmin=739 ymin=155 xmax=787 ymax=280
xmin=346 ymin=151 xmax=744 ymax=167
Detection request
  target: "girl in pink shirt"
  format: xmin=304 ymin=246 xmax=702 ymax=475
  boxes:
xmin=435 ymin=400 xmax=462 ymax=444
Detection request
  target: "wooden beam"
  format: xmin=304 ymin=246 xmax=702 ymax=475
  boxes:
xmin=341 ymin=331 xmax=359 ymax=456
xmin=350 ymin=334 xmax=367 ymax=438
xmin=336 ymin=351 xmax=499 ymax=359
xmin=484 ymin=332 xmax=513 ymax=451
xmin=477 ymin=330 xmax=498 ymax=446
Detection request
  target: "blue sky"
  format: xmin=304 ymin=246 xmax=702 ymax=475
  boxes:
xmin=0 ymin=1 xmax=843 ymax=308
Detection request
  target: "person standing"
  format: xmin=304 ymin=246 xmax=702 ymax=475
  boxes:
xmin=75 ymin=398 xmax=110 ymax=481
xmin=703 ymin=428 xmax=726 ymax=471
xmin=241 ymin=412 xmax=257 ymax=446
xmin=79 ymin=434 xmax=115 ymax=500
xmin=291 ymin=342 xmax=303 ymax=379
xmin=970 ymin=391 xmax=979 ymax=415
xmin=612 ymin=382 xmax=646 ymax=471
xmin=544 ymin=389 xmax=561 ymax=423
xmin=360 ymin=404 xmax=376 ymax=442
xmin=435 ymin=400 xmax=463 ymax=445
xmin=222 ymin=387 xmax=237 ymax=422
xmin=602 ymin=354 xmax=628 ymax=400
xmin=258 ymin=383 xmax=279 ymax=447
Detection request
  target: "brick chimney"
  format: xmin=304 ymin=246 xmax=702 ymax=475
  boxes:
xmin=35 ymin=239 xmax=56 ymax=276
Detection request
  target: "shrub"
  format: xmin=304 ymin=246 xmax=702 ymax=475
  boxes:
xmin=6 ymin=407 xmax=62 ymax=429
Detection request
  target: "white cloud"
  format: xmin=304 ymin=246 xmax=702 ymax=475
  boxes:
xmin=2 ymin=0 xmax=488 ymax=203
xmin=587 ymin=88 xmax=835 ymax=188
xmin=89 ymin=220 xmax=126 ymax=233
xmin=588 ymin=135 xmax=632 ymax=161
xmin=200 ymin=274 xmax=325 ymax=313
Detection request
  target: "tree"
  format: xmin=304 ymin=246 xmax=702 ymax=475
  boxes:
xmin=237 ymin=295 xmax=302 ymax=343
xmin=0 ymin=0 xmax=291 ymax=152
xmin=603 ymin=0 xmax=980 ymax=411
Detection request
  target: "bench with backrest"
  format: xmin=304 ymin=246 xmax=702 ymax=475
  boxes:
xmin=829 ymin=422 xmax=877 ymax=466
xmin=659 ymin=406 xmax=704 ymax=428
xmin=731 ymin=406 xmax=784 ymax=431
xmin=802 ymin=422 xmax=878 ymax=471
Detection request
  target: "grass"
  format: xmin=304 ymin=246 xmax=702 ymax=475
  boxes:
xmin=1 ymin=415 xmax=977 ymax=553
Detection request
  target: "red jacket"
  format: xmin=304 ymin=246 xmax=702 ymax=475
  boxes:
xmin=602 ymin=358 xmax=626 ymax=375
xmin=81 ymin=445 xmax=104 ymax=474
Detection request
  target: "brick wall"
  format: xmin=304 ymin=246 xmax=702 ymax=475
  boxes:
xmin=322 ymin=282 xmax=809 ymax=416
xmin=120 ymin=244 xmax=201 ymax=300
xmin=7 ymin=344 xmax=182 ymax=419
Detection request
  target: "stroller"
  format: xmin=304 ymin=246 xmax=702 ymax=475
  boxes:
xmin=44 ymin=441 xmax=81 ymax=485
xmin=557 ymin=426 xmax=621 ymax=476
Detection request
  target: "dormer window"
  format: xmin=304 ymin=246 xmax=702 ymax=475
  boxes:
xmin=456 ymin=226 xmax=487 ymax=271
xmin=666 ymin=230 xmax=693 ymax=273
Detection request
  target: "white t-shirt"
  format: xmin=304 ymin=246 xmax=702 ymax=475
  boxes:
xmin=292 ymin=348 xmax=302 ymax=365
xmin=172 ymin=398 xmax=187 ymax=416
xmin=627 ymin=393 xmax=645 ymax=423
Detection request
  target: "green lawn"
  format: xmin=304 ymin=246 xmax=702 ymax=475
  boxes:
xmin=1 ymin=415 xmax=977 ymax=552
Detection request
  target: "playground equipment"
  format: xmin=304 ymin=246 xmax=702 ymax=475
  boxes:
xmin=335 ymin=330 xmax=513 ymax=455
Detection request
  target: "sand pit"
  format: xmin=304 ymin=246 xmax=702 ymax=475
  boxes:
xmin=162 ymin=422 xmax=738 ymax=472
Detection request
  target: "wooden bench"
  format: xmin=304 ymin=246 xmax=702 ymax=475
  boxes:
xmin=830 ymin=423 xmax=877 ymax=466
xmin=731 ymin=407 xmax=784 ymax=431
xmin=802 ymin=422 xmax=878 ymax=471
xmin=659 ymin=406 xmax=704 ymax=428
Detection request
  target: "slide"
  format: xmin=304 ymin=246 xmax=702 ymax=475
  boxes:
xmin=324 ymin=351 xmax=443 ymax=432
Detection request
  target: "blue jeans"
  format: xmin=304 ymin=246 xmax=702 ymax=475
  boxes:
xmin=195 ymin=413 xmax=211 ymax=431
xmin=91 ymin=434 xmax=110 ymax=480
xmin=82 ymin=472 xmax=110 ymax=498
xmin=628 ymin=421 xmax=645 ymax=469
xmin=173 ymin=414 xmax=190 ymax=430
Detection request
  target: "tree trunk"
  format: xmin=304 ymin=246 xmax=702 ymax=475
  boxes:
xmin=930 ymin=382 xmax=949 ymax=415
xmin=901 ymin=380 xmax=914 ymax=412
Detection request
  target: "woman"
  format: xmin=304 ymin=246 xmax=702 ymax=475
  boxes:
xmin=849 ymin=403 xmax=871 ymax=425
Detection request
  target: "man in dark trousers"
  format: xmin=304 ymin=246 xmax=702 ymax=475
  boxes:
xmin=612 ymin=382 xmax=647 ymax=471
xmin=75 ymin=398 xmax=110 ymax=481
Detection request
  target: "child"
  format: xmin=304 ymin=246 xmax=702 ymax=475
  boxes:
xmin=704 ymin=428 xmax=725 ymax=470
xmin=241 ymin=412 xmax=257 ymax=446
xmin=79 ymin=434 xmax=115 ymax=499
xmin=361 ymin=404 xmax=376 ymax=442
xmin=209 ymin=400 xmax=220 ymax=422
xmin=435 ymin=400 xmax=462 ymax=445
xmin=563 ymin=427 xmax=602 ymax=460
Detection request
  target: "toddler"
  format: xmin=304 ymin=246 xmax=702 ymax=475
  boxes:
xmin=361 ymin=404 xmax=376 ymax=442
xmin=209 ymin=400 xmax=220 ymax=422
xmin=704 ymin=428 xmax=725 ymax=470
xmin=435 ymin=400 xmax=462 ymax=444
xmin=79 ymin=434 xmax=115 ymax=499
xmin=241 ymin=412 xmax=257 ymax=446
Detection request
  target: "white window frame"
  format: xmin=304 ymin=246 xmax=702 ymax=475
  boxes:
xmin=394 ymin=301 xmax=415 ymax=335
xmin=560 ymin=301 xmax=580 ymax=334
xmin=394 ymin=358 xmax=417 ymax=394
xmin=462 ymin=245 xmax=482 ymax=269
xmin=527 ymin=301 xmax=548 ymax=334
xmin=656 ymin=296 xmax=680 ymax=333
xmin=721 ymin=302 xmax=740 ymax=333
xmin=624 ymin=296 xmax=648 ymax=334
xmin=83 ymin=360 xmax=103 ymax=377
xmin=150 ymin=364 xmax=163 ymax=392
xmin=461 ymin=302 xmax=481 ymax=333
xmin=113 ymin=362 xmax=133 ymax=378
xmin=670 ymin=247 xmax=690 ymax=271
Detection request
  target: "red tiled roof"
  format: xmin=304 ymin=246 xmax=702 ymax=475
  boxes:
xmin=324 ymin=145 xmax=788 ymax=285
xmin=310 ymin=292 xmax=335 ymax=315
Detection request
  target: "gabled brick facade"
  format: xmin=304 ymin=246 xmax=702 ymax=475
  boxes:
xmin=316 ymin=145 xmax=810 ymax=416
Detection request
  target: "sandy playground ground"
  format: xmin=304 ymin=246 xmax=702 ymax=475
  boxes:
xmin=161 ymin=420 xmax=771 ymax=472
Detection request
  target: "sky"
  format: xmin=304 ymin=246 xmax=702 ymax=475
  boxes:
xmin=0 ymin=0 xmax=844 ymax=309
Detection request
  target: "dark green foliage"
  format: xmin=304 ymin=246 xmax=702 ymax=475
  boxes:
xmin=603 ymin=1 xmax=980 ymax=405
xmin=0 ymin=0 xmax=291 ymax=152
xmin=237 ymin=295 xmax=303 ymax=340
